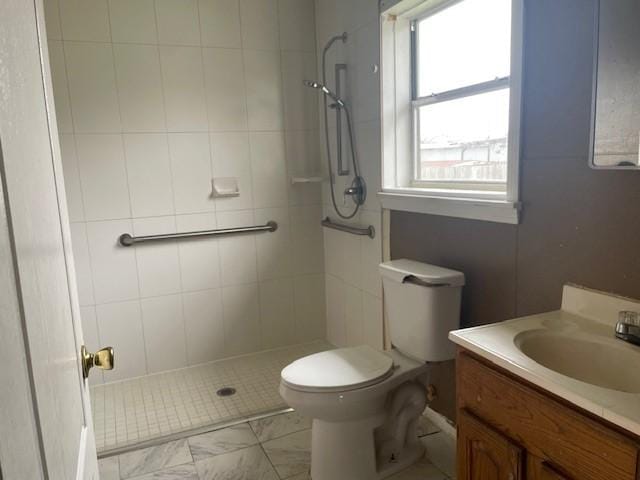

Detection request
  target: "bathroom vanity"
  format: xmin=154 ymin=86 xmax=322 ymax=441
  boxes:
xmin=450 ymin=285 xmax=640 ymax=480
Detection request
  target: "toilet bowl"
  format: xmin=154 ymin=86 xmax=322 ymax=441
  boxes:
xmin=280 ymin=345 xmax=429 ymax=480
xmin=279 ymin=259 xmax=464 ymax=480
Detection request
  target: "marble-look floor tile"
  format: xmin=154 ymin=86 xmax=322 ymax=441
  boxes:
xmin=281 ymin=473 xmax=310 ymax=480
xmin=195 ymin=445 xmax=278 ymax=480
xmin=262 ymin=429 xmax=311 ymax=478
xmin=249 ymin=411 xmax=312 ymax=442
xmin=188 ymin=423 xmax=259 ymax=461
xmin=127 ymin=463 xmax=199 ymax=480
xmin=417 ymin=415 xmax=441 ymax=437
xmin=98 ymin=456 xmax=119 ymax=480
xmin=388 ymin=455 xmax=449 ymax=480
xmin=118 ymin=439 xmax=193 ymax=479
xmin=422 ymin=432 xmax=456 ymax=479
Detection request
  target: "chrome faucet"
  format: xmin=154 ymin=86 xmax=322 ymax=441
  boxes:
xmin=615 ymin=311 xmax=640 ymax=346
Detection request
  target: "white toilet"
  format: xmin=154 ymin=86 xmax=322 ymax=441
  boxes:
xmin=279 ymin=259 xmax=464 ymax=480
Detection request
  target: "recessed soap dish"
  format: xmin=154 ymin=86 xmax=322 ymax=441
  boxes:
xmin=212 ymin=177 xmax=240 ymax=197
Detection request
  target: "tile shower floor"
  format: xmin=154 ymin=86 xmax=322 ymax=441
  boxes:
xmin=91 ymin=342 xmax=331 ymax=453
xmin=98 ymin=410 xmax=457 ymax=480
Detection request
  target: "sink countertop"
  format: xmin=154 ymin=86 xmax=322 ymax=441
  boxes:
xmin=449 ymin=284 xmax=640 ymax=438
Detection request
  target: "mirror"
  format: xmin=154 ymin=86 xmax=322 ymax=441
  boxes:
xmin=591 ymin=0 xmax=640 ymax=169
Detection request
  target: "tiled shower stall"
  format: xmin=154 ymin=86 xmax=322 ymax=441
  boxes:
xmin=44 ymin=0 xmax=384 ymax=452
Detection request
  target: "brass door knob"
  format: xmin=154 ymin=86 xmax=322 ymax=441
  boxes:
xmin=81 ymin=345 xmax=114 ymax=379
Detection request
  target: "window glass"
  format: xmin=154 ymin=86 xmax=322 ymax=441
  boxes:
xmin=416 ymin=0 xmax=512 ymax=96
xmin=416 ymin=88 xmax=510 ymax=183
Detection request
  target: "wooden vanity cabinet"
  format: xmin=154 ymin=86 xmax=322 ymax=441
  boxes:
xmin=457 ymin=409 xmax=524 ymax=480
xmin=456 ymin=348 xmax=640 ymax=480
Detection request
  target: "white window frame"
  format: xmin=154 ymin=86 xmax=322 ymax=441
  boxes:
xmin=379 ymin=0 xmax=524 ymax=224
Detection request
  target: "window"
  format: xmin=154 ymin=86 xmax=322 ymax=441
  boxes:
xmin=380 ymin=0 xmax=523 ymax=224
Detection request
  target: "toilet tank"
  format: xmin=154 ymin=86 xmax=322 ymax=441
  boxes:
xmin=379 ymin=259 xmax=464 ymax=362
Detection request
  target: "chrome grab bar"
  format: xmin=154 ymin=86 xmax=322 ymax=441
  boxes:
xmin=119 ymin=221 xmax=278 ymax=247
xmin=321 ymin=216 xmax=375 ymax=239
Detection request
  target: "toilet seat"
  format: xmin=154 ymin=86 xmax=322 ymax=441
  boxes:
xmin=281 ymin=345 xmax=394 ymax=393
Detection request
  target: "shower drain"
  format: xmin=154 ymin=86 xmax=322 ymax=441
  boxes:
xmin=216 ymin=387 xmax=237 ymax=397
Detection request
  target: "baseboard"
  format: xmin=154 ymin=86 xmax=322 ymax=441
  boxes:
xmin=423 ymin=406 xmax=456 ymax=438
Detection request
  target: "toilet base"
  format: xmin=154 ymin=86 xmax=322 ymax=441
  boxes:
xmin=309 ymin=416 xmax=426 ymax=480
xmin=279 ymin=348 xmax=432 ymax=480
xmin=377 ymin=441 xmax=425 ymax=479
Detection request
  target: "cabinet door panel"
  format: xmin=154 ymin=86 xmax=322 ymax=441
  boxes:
xmin=457 ymin=351 xmax=639 ymax=480
xmin=458 ymin=409 xmax=523 ymax=480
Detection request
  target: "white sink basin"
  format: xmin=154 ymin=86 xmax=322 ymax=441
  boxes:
xmin=449 ymin=284 xmax=640 ymax=437
xmin=515 ymin=330 xmax=640 ymax=393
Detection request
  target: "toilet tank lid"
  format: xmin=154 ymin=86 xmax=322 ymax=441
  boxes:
xmin=379 ymin=259 xmax=465 ymax=287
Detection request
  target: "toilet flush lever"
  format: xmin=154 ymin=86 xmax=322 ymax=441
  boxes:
xmin=402 ymin=275 xmax=450 ymax=288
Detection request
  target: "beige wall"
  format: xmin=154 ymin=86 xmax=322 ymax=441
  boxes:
xmin=392 ymin=0 xmax=640 ymax=421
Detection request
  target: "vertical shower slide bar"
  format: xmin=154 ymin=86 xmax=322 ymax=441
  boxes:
xmin=335 ymin=63 xmax=349 ymax=176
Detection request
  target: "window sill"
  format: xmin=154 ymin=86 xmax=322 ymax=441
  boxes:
xmin=378 ymin=190 xmax=521 ymax=224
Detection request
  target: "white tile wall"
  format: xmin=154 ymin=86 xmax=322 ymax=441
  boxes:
xmin=159 ymin=46 xmax=208 ymax=131
xmin=96 ymin=300 xmax=147 ymax=381
xmin=86 ymin=219 xmax=139 ymax=304
xmin=344 ymin=283 xmax=364 ymax=346
xmin=278 ymin=0 xmax=317 ymax=52
xmin=176 ymin=213 xmax=220 ymax=292
xmin=282 ymin=51 xmax=319 ymax=132
xmin=168 ymin=133 xmax=212 ymax=214
xmin=182 ymin=288 xmax=224 ymax=364
xmin=59 ymin=0 xmax=111 ymax=42
xmin=255 ymin=208 xmax=292 ymax=280
xmin=45 ymin=0 xmax=327 ymax=384
xmin=222 ymin=284 xmax=261 ymax=356
xmin=249 ymin=132 xmax=288 ymax=208
xmin=239 ymin=0 xmax=279 ymax=50
xmin=155 ymin=0 xmax=201 ymax=46
xmin=44 ymin=0 xmax=62 ymax=40
xmin=113 ymin=45 xmax=166 ymax=133
xmin=140 ymin=294 xmax=188 ymax=373
xmin=198 ymin=0 xmax=242 ymax=48
xmin=286 ymin=130 xmax=322 ymax=206
xmin=315 ymin=0 xmax=385 ymax=350
xmin=210 ymin=132 xmax=253 ymax=211
xmin=132 ymin=216 xmax=182 ymax=297
xmin=65 ymin=42 xmax=121 ymax=133
xmin=290 ymin=205 xmax=325 ymax=274
xmin=259 ymin=278 xmax=296 ymax=349
xmin=293 ymin=274 xmax=326 ymax=342
xmin=244 ymin=50 xmax=284 ymax=131
xmin=75 ymin=134 xmax=131 ymax=220
xmin=123 ymin=134 xmax=175 ymax=218
xmin=202 ymin=48 xmax=247 ymax=131
xmin=108 ymin=0 xmax=158 ymax=44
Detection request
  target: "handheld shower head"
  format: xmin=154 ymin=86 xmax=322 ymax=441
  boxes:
xmin=303 ymin=80 xmax=345 ymax=108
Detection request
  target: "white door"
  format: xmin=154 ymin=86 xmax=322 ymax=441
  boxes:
xmin=0 ymin=0 xmax=101 ymax=479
